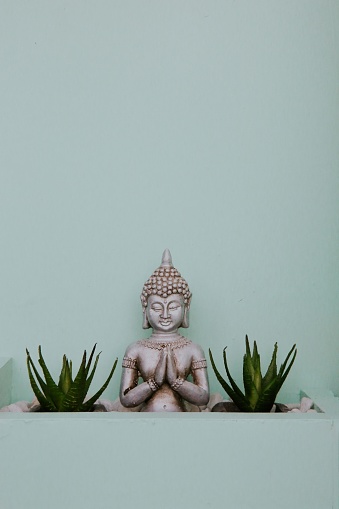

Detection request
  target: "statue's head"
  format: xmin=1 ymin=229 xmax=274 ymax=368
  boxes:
xmin=140 ymin=249 xmax=192 ymax=331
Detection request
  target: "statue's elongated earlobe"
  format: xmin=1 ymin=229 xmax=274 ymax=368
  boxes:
xmin=181 ymin=296 xmax=191 ymax=328
xmin=181 ymin=307 xmax=189 ymax=328
xmin=142 ymin=310 xmax=150 ymax=329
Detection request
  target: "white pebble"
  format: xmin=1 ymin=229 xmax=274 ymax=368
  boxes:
xmin=4 ymin=403 xmax=25 ymax=412
xmin=300 ymin=397 xmax=313 ymax=413
xmin=285 ymin=403 xmax=300 ymax=410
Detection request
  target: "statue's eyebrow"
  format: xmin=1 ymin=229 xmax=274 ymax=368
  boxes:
xmin=168 ymin=299 xmax=180 ymax=305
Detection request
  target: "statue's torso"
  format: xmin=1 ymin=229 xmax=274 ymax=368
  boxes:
xmin=120 ymin=334 xmax=209 ymax=412
xmin=135 ymin=340 xmax=194 ymax=411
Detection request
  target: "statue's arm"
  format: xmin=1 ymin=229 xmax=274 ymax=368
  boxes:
xmin=119 ymin=366 xmax=154 ymax=408
xmin=177 ymin=366 xmax=209 ymax=406
xmin=119 ymin=346 xmax=166 ymax=408
xmin=189 ymin=358 xmax=209 ymax=405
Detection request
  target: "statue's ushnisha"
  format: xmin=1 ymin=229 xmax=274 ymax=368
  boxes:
xmin=119 ymin=249 xmax=209 ymax=412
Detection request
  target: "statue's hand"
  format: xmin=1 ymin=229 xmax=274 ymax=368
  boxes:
xmin=166 ymin=346 xmax=178 ymax=386
xmin=154 ymin=348 xmax=167 ymax=387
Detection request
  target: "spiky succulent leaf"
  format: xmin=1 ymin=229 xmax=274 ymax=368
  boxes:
xmin=85 ymin=353 xmax=101 ymax=394
xmin=58 ymin=355 xmax=73 ymax=395
xmin=222 ymin=348 xmax=248 ymax=401
xmin=84 ymin=344 xmax=97 ymax=377
xmin=81 ymin=358 xmax=118 ymax=411
xmin=243 ymin=353 xmax=260 ymax=409
xmin=27 ymin=350 xmax=60 ymax=410
xmin=277 ymin=346 xmax=297 ymax=387
xmin=245 ymin=336 xmax=255 ymax=378
xmin=58 ymin=355 xmax=67 ymax=391
xmin=254 ymin=347 xmax=296 ymax=412
xmin=262 ymin=343 xmax=278 ymax=390
xmin=26 ymin=349 xmax=49 ymax=394
xmin=252 ymin=343 xmax=262 ymax=394
xmin=209 ymin=349 xmax=252 ymax=411
xmin=37 ymin=346 xmax=65 ymax=408
xmin=277 ymin=344 xmax=297 ymax=379
xmin=253 ymin=378 xmax=280 ymax=412
xmin=27 ymin=369 xmax=56 ymax=411
xmin=244 ymin=336 xmax=262 ymax=397
xmin=59 ymin=351 xmax=88 ymax=411
xmin=245 ymin=335 xmax=251 ymax=357
xmin=26 ymin=351 xmax=57 ymax=411
xmin=243 ymin=353 xmax=253 ymax=398
xmin=252 ymin=341 xmax=260 ymax=372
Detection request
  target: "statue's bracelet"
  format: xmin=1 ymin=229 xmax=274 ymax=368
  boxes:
xmin=171 ymin=377 xmax=184 ymax=391
xmin=147 ymin=377 xmax=159 ymax=392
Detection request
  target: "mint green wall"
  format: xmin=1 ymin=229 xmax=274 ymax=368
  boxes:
xmin=0 ymin=1 xmax=338 ymax=402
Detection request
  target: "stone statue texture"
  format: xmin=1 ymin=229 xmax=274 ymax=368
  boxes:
xmin=119 ymin=249 xmax=210 ymax=412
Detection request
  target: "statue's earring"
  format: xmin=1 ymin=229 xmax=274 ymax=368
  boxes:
xmin=142 ymin=309 xmax=150 ymax=329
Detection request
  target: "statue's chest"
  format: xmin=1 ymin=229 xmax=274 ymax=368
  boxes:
xmin=137 ymin=348 xmax=192 ymax=378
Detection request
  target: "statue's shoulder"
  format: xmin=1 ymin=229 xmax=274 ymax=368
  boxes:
xmin=123 ymin=340 xmax=143 ymax=358
xmin=189 ymin=340 xmax=207 ymax=359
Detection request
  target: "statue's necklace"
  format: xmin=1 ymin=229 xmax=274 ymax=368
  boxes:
xmin=138 ymin=335 xmax=192 ymax=351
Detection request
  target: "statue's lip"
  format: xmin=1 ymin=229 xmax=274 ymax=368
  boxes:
xmin=159 ymin=320 xmax=171 ymax=325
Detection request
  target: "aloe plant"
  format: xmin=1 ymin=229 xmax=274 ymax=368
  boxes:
xmin=209 ymin=336 xmax=297 ymax=412
xmin=26 ymin=344 xmax=117 ymax=412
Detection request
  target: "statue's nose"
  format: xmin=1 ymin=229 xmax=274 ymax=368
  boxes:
xmin=161 ymin=307 xmax=169 ymax=318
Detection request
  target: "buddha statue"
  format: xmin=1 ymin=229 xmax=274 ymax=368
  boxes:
xmin=119 ymin=249 xmax=209 ymax=412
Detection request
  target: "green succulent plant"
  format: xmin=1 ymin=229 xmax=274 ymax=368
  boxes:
xmin=26 ymin=344 xmax=117 ymax=412
xmin=209 ymin=336 xmax=297 ymax=412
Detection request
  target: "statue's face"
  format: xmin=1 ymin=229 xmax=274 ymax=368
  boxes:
xmin=146 ymin=294 xmax=185 ymax=333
